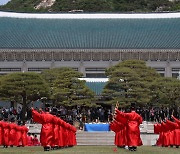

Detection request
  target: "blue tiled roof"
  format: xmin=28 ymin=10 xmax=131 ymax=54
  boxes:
xmin=0 ymin=14 xmax=180 ymax=49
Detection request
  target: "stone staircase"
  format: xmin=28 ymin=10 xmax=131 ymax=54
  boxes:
xmin=76 ymin=131 xmax=158 ymax=146
xmin=76 ymin=131 xmax=115 ymax=145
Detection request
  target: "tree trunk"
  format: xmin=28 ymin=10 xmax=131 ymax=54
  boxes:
xmin=21 ymin=92 xmax=27 ymax=121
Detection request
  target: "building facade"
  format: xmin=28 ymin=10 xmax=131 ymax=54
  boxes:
xmin=0 ymin=12 xmax=180 ymax=78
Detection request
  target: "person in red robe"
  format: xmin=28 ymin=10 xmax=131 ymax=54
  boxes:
xmin=66 ymin=123 xmax=71 ymax=147
xmin=166 ymin=119 xmax=179 ymax=147
xmin=9 ymin=119 xmax=17 ymax=147
xmin=110 ymin=120 xmax=126 ymax=147
xmin=57 ymin=117 xmax=65 ymax=148
xmin=1 ymin=119 xmax=10 ymax=148
xmin=154 ymin=123 xmax=159 ymax=134
xmin=154 ymin=123 xmax=163 ymax=146
xmin=172 ymin=115 xmax=180 ymax=148
xmin=31 ymin=108 xmax=54 ymax=151
xmin=21 ymin=122 xmax=28 ymax=147
xmin=33 ymin=134 xmax=41 ymax=146
xmin=52 ymin=115 xmax=60 ymax=149
xmin=16 ymin=122 xmax=23 ymax=147
xmin=71 ymin=126 xmax=77 ymax=146
xmin=115 ymin=106 xmax=143 ymax=151
xmin=161 ymin=121 xmax=170 ymax=147
xmin=27 ymin=132 xmax=33 ymax=146
xmin=62 ymin=122 xmax=68 ymax=147
xmin=0 ymin=118 xmax=4 ymax=146
xmin=66 ymin=123 xmax=77 ymax=147
xmin=114 ymin=110 xmax=127 ymax=148
xmin=158 ymin=122 xmax=166 ymax=147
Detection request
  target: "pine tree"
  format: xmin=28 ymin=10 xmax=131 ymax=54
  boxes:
xmin=41 ymin=67 xmax=95 ymax=107
xmin=0 ymin=72 xmax=50 ymax=120
xmin=103 ymin=60 xmax=160 ymax=107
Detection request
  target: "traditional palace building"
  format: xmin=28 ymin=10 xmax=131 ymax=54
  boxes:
xmin=0 ymin=12 xmax=180 ymax=78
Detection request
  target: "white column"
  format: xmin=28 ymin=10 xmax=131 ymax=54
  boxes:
xmin=22 ymin=61 xmax=27 ymax=72
xmin=165 ymin=61 xmax=171 ymax=77
xmin=79 ymin=61 xmax=85 ymax=77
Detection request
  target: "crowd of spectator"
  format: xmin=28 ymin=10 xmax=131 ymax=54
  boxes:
xmin=0 ymin=105 xmax=180 ymax=126
xmin=0 ymin=106 xmax=32 ymax=124
xmin=123 ymin=106 xmax=180 ymax=122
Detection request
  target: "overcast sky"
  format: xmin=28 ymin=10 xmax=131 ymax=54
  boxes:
xmin=0 ymin=0 xmax=11 ymax=5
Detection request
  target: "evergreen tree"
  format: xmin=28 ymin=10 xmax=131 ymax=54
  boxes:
xmin=0 ymin=72 xmax=50 ymax=120
xmin=150 ymin=77 xmax=180 ymax=106
xmin=41 ymin=67 xmax=95 ymax=107
xmin=103 ymin=60 xmax=160 ymax=107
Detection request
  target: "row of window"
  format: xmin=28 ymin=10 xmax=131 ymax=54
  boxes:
xmin=0 ymin=67 xmax=179 ymax=72
xmin=0 ymin=68 xmax=21 ymax=72
xmin=0 ymin=68 xmax=78 ymax=72
xmin=0 ymin=67 xmax=107 ymax=72
xmin=0 ymin=67 xmax=179 ymax=78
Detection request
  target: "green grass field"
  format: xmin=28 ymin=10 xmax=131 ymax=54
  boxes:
xmin=0 ymin=146 xmax=179 ymax=154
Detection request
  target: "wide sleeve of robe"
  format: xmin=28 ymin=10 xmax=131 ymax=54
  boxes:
xmin=31 ymin=109 xmax=43 ymax=124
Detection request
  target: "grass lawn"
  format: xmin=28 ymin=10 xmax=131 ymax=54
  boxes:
xmin=0 ymin=146 xmax=179 ymax=154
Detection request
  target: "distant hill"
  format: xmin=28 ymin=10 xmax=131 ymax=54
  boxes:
xmin=0 ymin=0 xmax=180 ymax=13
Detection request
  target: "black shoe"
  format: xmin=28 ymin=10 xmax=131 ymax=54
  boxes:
xmin=133 ymin=148 xmax=137 ymax=151
xmin=176 ymin=146 xmax=179 ymax=148
xmin=51 ymin=146 xmax=55 ymax=150
xmin=44 ymin=146 xmax=50 ymax=151
xmin=128 ymin=147 xmax=133 ymax=151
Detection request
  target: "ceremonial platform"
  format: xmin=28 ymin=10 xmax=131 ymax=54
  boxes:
xmin=26 ymin=121 xmax=157 ymax=146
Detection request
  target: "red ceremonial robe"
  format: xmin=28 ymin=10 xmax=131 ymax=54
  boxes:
xmin=154 ymin=123 xmax=159 ymax=134
xmin=172 ymin=116 xmax=180 ymax=146
xmin=63 ymin=122 xmax=69 ymax=147
xmin=116 ymin=110 xmax=143 ymax=146
xmin=72 ymin=126 xmax=77 ymax=146
xmin=66 ymin=124 xmax=72 ymax=146
xmin=52 ymin=116 xmax=59 ymax=147
xmin=154 ymin=123 xmax=162 ymax=146
xmin=161 ymin=122 xmax=170 ymax=146
xmin=110 ymin=121 xmax=118 ymax=145
xmin=9 ymin=122 xmax=17 ymax=146
xmin=16 ymin=125 xmax=23 ymax=146
xmin=21 ymin=125 xmax=28 ymax=146
xmin=32 ymin=109 xmax=54 ymax=147
xmin=0 ymin=121 xmax=4 ymax=145
xmin=1 ymin=121 xmax=10 ymax=146
xmin=27 ymin=135 xmax=33 ymax=146
xmin=33 ymin=137 xmax=40 ymax=146
xmin=159 ymin=122 xmax=165 ymax=146
xmin=57 ymin=118 xmax=64 ymax=147
xmin=67 ymin=124 xmax=77 ymax=146
xmin=166 ymin=120 xmax=179 ymax=146
xmin=110 ymin=120 xmax=126 ymax=146
xmin=115 ymin=111 xmax=127 ymax=146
